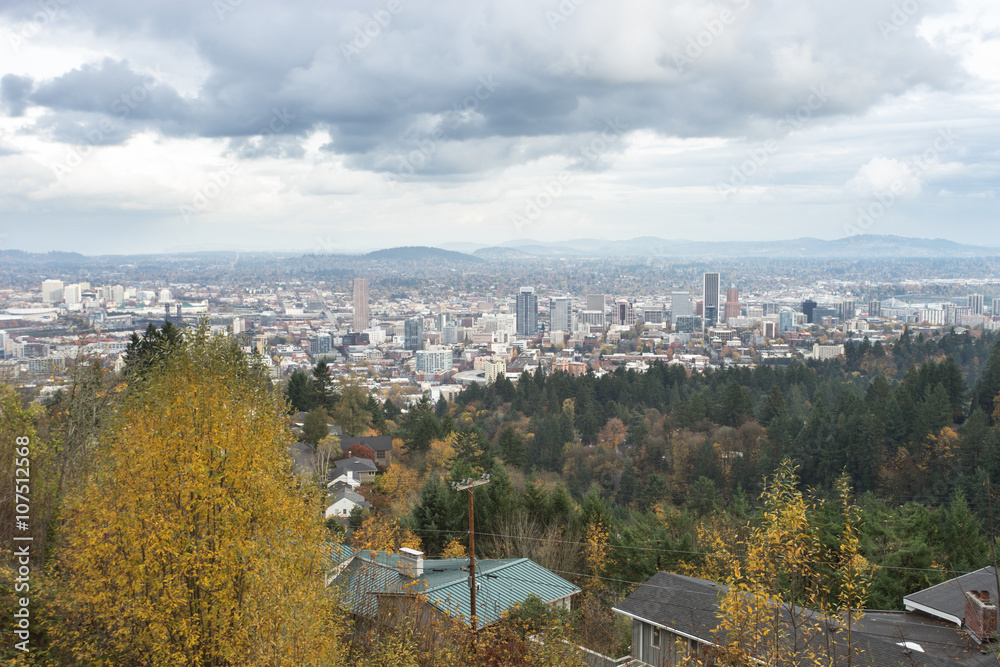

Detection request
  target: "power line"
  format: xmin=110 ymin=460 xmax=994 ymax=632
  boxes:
xmin=405 ymin=526 xmax=973 ymax=575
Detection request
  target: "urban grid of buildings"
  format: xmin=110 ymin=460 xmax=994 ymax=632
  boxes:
xmin=3 ymin=271 xmax=999 ymax=404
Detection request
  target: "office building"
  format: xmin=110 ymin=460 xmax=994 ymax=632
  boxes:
xmin=763 ymin=320 xmax=779 ymax=339
xmin=615 ymin=299 xmax=636 ymax=327
xmin=309 ymin=332 xmax=333 ymax=356
xmin=159 ymin=288 xmax=173 ymax=303
xmin=110 ymin=285 xmax=125 ymax=306
xmin=64 ymin=283 xmax=82 ymax=305
xmin=671 ymin=292 xmax=693 ymax=325
xmin=920 ymin=308 xmax=945 ymax=325
xmin=868 ymin=300 xmax=881 ymax=318
xmin=674 ymin=316 xmax=702 ymax=334
xmin=483 ymin=357 xmax=507 ymax=384
xmin=550 ymin=297 xmax=571 ymax=333
xmin=577 ymin=310 xmax=605 ymax=331
xmin=723 ymin=284 xmax=741 ymax=322
xmin=837 ymin=298 xmax=856 ymax=321
xmin=404 ymin=317 xmax=424 ymax=351
xmin=586 ymin=294 xmax=607 ymax=312
xmin=0 ymin=330 xmax=8 ymax=360
xmin=945 ymin=305 xmax=971 ymax=325
xmin=969 ymin=294 xmax=985 ymax=316
xmin=516 ymin=286 xmax=538 ymax=337
xmin=353 ymin=278 xmax=370 ymax=331
xmin=703 ymin=272 xmax=720 ymax=327
xmin=641 ymin=306 xmax=664 ymax=325
xmin=993 ymin=299 xmax=1000 ymax=317
xmin=801 ymin=299 xmax=817 ymax=323
xmin=779 ymin=308 xmax=795 ymax=334
xmin=811 ymin=344 xmax=846 ymax=361
xmin=42 ymin=279 xmax=64 ymax=303
xmin=415 ymin=347 xmax=453 ymax=374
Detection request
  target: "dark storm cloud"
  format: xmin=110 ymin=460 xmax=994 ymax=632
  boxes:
xmin=1 ymin=0 xmax=962 ymax=175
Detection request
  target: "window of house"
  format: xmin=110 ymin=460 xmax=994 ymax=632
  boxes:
xmin=376 ymin=450 xmax=385 ymax=459
xmin=652 ymin=627 xmax=660 ymax=648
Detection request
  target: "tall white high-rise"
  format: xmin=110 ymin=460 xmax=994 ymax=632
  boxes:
xmin=671 ymin=292 xmax=693 ymax=324
xmin=586 ymin=294 xmax=607 ymax=312
xmin=969 ymin=293 xmax=985 ymax=315
xmin=42 ymin=279 xmax=64 ymax=303
xmin=63 ymin=284 xmax=82 ymax=305
xmin=353 ymin=278 xmax=370 ymax=332
xmin=550 ymin=297 xmax=571 ymax=332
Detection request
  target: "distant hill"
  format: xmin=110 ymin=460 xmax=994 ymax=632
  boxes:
xmin=363 ymin=246 xmax=482 ymax=263
xmin=473 ymin=246 xmax=534 ymax=259
xmin=483 ymin=235 xmax=1000 ymax=259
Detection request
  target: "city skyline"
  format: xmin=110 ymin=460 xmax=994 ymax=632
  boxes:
xmin=1 ymin=1 xmax=998 ymax=254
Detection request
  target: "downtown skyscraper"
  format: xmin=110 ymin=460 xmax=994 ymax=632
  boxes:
xmin=550 ymin=297 xmax=571 ymax=332
xmin=703 ymin=272 xmax=720 ymax=327
xmin=353 ymin=278 xmax=369 ymax=332
xmin=516 ymin=286 xmax=538 ymax=337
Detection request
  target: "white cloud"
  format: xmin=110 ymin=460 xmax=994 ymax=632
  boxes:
xmin=845 ymin=156 xmax=924 ymax=198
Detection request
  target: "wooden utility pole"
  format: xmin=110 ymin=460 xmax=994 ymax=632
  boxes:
xmin=454 ymin=475 xmax=490 ymax=643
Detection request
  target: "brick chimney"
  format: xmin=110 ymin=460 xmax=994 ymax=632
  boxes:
xmin=965 ymin=590 xmax=998 ymax=643
xmin=398 ymin=547 xmax=424 ymax=578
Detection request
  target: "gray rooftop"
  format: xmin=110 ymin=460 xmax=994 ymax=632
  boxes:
xmin=903 ymin=566 xmax=999 ymax=627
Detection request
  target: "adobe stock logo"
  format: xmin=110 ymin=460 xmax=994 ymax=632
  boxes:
xmin=510 ymin=117 xmax=628 ymax=234
xmin=340 ymin=0 xmax=408 ymax=62
xmin=51 ymin=66 xmax=162 ymax=180
xmin=7 ymin=0 xmax=72 ymax=53
xmin=383 ymin=75 xmax=501 ymax=191
xmin=179 ymin=107 xmax=295 ymax=223
xmin=669 ymin=0 xmax=753 ymax=73
xmin=844 ymin=127 xmax=957 ymax=236
xmin=716 ymin=84 xmax=830 ymax=200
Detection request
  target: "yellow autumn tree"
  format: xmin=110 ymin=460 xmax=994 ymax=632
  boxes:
xmin=597 ymin=418 xmax=628 ymax=453
xmin=54 ymin=325 xmax=344 ymax=666
xmin=583 ymin=519 xmax=610 ymax=590
xmin=426 ymin=435 xmax=457 ymax=469
xmin=708 ymin=461 xmax=874 ymax=667
xmin=377 ymin=462 xmax=420 ymax=504
xmin=351 ymin=512 xmax=422 ymax=555
xmin=441 ymin=537 xmax=467 ymax=559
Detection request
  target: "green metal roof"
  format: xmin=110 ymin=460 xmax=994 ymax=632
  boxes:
xmin=330 ymin=548 xmax=581 ymax=628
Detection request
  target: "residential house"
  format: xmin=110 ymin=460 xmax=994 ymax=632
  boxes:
xmin=329 ymin=546 xmax=580 ymax=630
xmin=614 ymin=571 xmax=993 ymax=666
xmin=328 ymin=457 xmax=377 ymax=487
xmin=903 ymin=566 xmax=1000 ymax=638
xmin=341 ymin=435 xmax=393 ymax=467
xmin=325 ymin=487 xmax=371 ymax=521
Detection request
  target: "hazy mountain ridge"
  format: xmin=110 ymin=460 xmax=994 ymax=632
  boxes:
xmin=469 ymin=235 xmax=1000 ymax=258
xmin=363 ymin=246 xmax=483 ymax=263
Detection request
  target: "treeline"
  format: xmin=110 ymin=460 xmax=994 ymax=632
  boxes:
xmin=396 ymin=329 xmax=1000 ymax=504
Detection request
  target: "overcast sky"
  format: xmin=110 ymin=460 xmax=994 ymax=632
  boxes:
xmin=0 ymin=0 xmax=997 ymax=254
